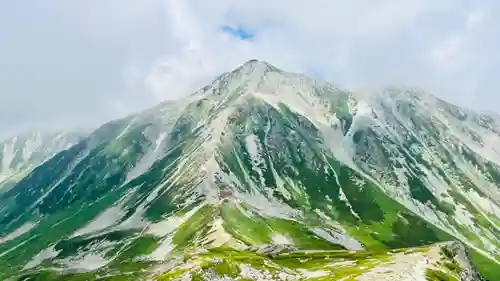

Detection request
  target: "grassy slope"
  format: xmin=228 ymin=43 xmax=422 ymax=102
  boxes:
xmin=13 ymin=244 xmax=470 ymax=281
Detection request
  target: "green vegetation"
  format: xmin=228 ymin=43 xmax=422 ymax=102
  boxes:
xmin=2 ymin=64 xmax=500 ymax=280
xmin=425 ymin=269 xmax=459 ymax=281
xmin=16 ymin=245 xmax=454 ymax=280
xmin=468 ymin=249 xmax=500 ymax=281
xmin=172 ymin=205 xmax=217 ymax=249
xmin=220 ymin=200 xmax=344 ymax=250
xmin=212 ymin=259 xmax=241 ymax=278
xmin=0 ymin=191 xmax=126 ymax=278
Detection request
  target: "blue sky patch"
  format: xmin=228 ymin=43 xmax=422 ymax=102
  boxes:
xmin=221 ymin=25 xmax=254 ymax=40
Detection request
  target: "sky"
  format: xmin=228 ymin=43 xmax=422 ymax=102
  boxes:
xmin=1 ymin=0 xmax=500 ymax=137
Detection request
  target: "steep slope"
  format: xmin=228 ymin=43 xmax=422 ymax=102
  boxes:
xmin=0 ymin=131 xmax=84 ymax=193
xmin=0 ymin=60 xmax=498 ymax=280
xmin=350 ymin=88 xmax=500 ymax=255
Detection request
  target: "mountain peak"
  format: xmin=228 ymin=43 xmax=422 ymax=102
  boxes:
xmin=242 ymin=58 xmax=270 ymax=67
xmin=1 ymin=61 xmax=499 ymax=280
xmin=236 ymin=59 xmax=279 ymax=75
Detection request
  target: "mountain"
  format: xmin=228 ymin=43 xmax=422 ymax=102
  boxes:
xmin=0 ymin=131 xmax=84 ymax=193
xmin=0 ymin=60 xmax=498 ymax=280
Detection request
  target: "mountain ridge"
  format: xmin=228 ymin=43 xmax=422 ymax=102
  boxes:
xmin=0 ymin=130 xmax=85 ymax=194
xmin=0 ymin=60 xmax=498 ymax=280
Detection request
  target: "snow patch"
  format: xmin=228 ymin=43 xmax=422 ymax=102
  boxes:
xmin=70 ymin=205 xmax=124 ymax=238
xmin=245 ymin=134 xmax=260 ymax=159
xmin=154 ymin=132 xmax=167 ymax=152
xmin=65 ymin=253 xmax=109 ymax=271
xmin=0 ymin=221 xmax=38 ymax=244
xmin=149 ymin=237 xmax=175 ymax=261
xmin=1 ymin=136 xmax=17 ymax=177
xmin=300 ymin=269 xmax=329 ymax=278
xmin=311 ymin=228 xmax=364 ymax=251
xmin=22 ymin=132 xmax=42 ymax=161
xmin=23 ymin=245 xmax=61 ymax=270
xmin=271 ymin=234 xmax=293 ymax=245
xmin=205 ymin=218 xmax=233 ymax=247
xmin=467 ymin=190 xmax=500 ymax=218
xmin=235 ymin=191 xmax=301 ymax=220
xmin=146 ymin=204 xmax=203 ymax=237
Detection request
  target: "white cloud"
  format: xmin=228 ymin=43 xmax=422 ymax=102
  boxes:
xmin=466 ymin=9 xmax=486 ymax=28
xmin=1 ymin=0 xmax=499 ymax=136
xmin=138 ymin=0 xmax=500 ymax=111
xmin=428 ymin=5 xmax=488 ymax=77
xmin=142 ymin=0 xmax=433 ymax=98
xmin=430 ymin=34 xmax=466 ymax=72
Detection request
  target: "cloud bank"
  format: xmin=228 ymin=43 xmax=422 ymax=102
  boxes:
xmin=1 ymin=0 xmax=499 ymax=137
